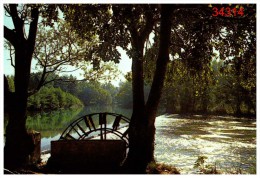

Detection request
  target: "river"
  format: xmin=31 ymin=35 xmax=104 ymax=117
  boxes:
xmin=5 ymin=106 xmax=256 ymax=174
xmin=155 ymin=114 xmax=256 ymax=174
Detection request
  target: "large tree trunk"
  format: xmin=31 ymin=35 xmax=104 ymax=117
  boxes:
xmin=124 ymin=5 xmax=173 ymax=173
xmin=4 ymin=5 xmax=39 ymax=169
xmin=4 ymin=47 xmax=35 ymax=169
xmin=124 ymin=31 xmax=147 ymax=173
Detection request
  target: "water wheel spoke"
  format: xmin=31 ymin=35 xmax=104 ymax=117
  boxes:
xmin=84 ymin=116 xmax=92 ymax=131
xmin=76 ymin=123 xmax=86 ymax=134
xmin=89 ymin=115 xmax=96 ymax=130
xmin=99 ymin=113 xmax=107 ymax=140
xmin=121 ymin=128 xmax=129 ymax=138
xmin=112 ymin=115 xmax=122 ymax=131
xmin=72 ymin=127 xmax=82 ymax=138
xmin=84 ymin=115 xmax=96 ymax=131
xmin=65 ymin=133 xmax=76 ymax=140
xmin=60 ymin=113 xmax=130 ymax=143
xmin=100 ymin=125 xmax=103 ymax=140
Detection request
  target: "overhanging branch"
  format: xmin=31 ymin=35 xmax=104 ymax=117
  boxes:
xmin=4 ymin=26 xmax=17 ymax=47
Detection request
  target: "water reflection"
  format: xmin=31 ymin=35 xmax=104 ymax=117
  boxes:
xmin=24 ymin=106 xmax=132 ymax=151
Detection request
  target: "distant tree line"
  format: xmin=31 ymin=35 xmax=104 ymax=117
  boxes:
xmin=142 ymin=56 xmax=255 ymax=116
xmin=116 ymin=59 xmax=256 ymax=117
xmin=27 ymin=87 xmax=83 ymax=111
xmin=6 ymin=57 xmax=255 ymax=117
xmin=5 ymin=73 xmax=117 ymax=111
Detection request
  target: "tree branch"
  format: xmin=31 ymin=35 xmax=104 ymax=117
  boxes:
xmin=145 ymin=5 xmax=173 ymax=120
xmin=28 ymin=7 xmax=39 ymax=54
xmin=141 ymin=8 xmax=157 ymax=43
xmin=8 ymin=46 xmax=15 ymax=68
xmin=4 ymin=26 xmax=17 ymax=46
xmin=9 ymin=4 xmax=24 ymax=38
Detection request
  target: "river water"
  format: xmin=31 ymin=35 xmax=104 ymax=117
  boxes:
xmin=154 ymin=114 xmax=256 ymax=174
xmin=6 ymin=107 xmax=255 ymax=174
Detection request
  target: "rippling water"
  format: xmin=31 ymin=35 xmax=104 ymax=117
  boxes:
xmin=32 ymin=110 xmax=256 ymax=174
xmin=154 ymin=114 xmax=256 ymax=174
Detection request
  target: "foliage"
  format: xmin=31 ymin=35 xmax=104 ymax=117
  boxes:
xmin=76 ymin=82 xmax=113 ymax=106
xmin=27 ymin=87 xmax=83 ymax=110
xmin=31 ymin=19 xmax=121 ymax=94
xmin=61 ymin=4 xmax=159 ymax=61
xmin=115 ymin=81 xmax=132 ymax=108
xmin=115 ymin=81 xmax=151 ymax=109
xmin=28 ymin=73 xmax=118 ymax=108
xmin=208 ymin=59 xmax=255 ymax=115
xmin=194 ymin=156 xmax=220 ymax=174
xmin=155 ymin=58 xmax=255 ymax=116
xmin=101 ymin=83 xmax=118 ymax=103
xmin=146 ymin=162 xmax=180 ymax=174
xmin=5 ymin=75 xmax=15 ymax=92
xmin=4 ymin=5 xmax=121 ymax=96
xmin=142 ymin=4 xmax=256 ymax=116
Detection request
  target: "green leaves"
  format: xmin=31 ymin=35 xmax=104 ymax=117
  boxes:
xmin=28 ymin=86 xmax=83 ymax=110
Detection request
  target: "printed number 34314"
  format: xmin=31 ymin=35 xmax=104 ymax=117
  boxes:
xmin=212 ymin=7 xmax=244 ymax=17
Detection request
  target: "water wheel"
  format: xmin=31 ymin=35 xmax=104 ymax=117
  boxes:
xmin=59 ymin=112 xmax=130 ymax=146
xmin=49 ymin=112 xmax=131 ymax=173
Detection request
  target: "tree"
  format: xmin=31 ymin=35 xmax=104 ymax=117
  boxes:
xmin=116 ymin=81 xmax=133 ymax=108
xmin=3 ymin=4 xmax=121 ymax=168
xmin=101 ymin=82 xmax=118 ymax=104
xmin=4 ymin=4 xmax=44 ymax=168
xmin=27 ymin=87 xmax=83 ymax=110
xmin=62 ymin=4 xmax=174 ymax=172
xmin=143 ymin=4 xmax=256 ymax=116
xmin=76 ymin=82 xmax=113 ymax=106
xmin=211 ymin=5 xmax=256 ymax=116
xmin=5 ymin=19 xmax=120 ymax=95
xmin=30 ymin=20 xmax=93 ymax=93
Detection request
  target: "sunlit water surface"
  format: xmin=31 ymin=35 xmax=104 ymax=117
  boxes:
xmin=20 ymin=108 xmax=255 ymax=174
xmin=154 ymin=114 xmax=256 ymax=174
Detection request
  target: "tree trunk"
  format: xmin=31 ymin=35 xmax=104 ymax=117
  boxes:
xmin=123 ymin=33 xmax=147 ymax=173
xmin=124 ymin=5 xmax=173 ymax=173
xmin=4 ymin=5 xmax=39 ymax=169
xmin=4 ymin=48 xmax=35 ymax=169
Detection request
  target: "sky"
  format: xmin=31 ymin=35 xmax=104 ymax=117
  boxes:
xmin=3 ymin=8 xmax=132 ymax=87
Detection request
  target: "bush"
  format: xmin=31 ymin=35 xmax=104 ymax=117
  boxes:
xmin=194 ymin=156 xmax=220 ymax=174
xmin=28 ymin=87 xmax=83 ymax=111
xmin=146 ymin=162 xmax=180 ymax=174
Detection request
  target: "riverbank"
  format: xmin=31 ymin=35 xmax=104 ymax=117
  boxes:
xmin=5 ymin=157 xmax=180 ymax=174
xmin=163 ymin=113 xmax=256 ymax=121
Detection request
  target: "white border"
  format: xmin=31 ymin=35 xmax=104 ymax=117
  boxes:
xmin=1 ymin=1 xmax=259 ymax=178
xmin=0 ymin=0 xmax=259 ymax=4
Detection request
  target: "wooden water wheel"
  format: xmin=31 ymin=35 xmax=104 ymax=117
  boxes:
xmin=59 ymin=112 xmax=130 ymax=146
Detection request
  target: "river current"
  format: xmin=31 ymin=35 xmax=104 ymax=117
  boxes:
xmin=154 ymin=114 xmax=256 ymax=174
xmin=21 ymin=109 xmax=256 ymax=174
